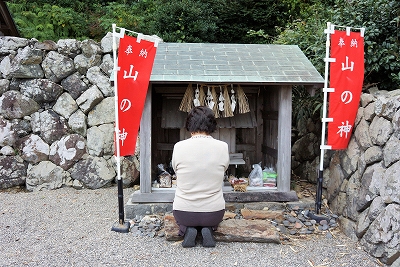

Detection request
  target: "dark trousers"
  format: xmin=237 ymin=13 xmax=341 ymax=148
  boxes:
xmin=173 ymin=209 xmax=225 ymax=236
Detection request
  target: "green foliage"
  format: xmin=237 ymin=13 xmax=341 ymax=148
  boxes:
xmin=8 ymin=0 xmax=117 ymax=12
xmin=8 ymin=2 xmax=89 ymax=41
xmin=332 ymin=0 xmax=400 ymax=90
xmin=93 ymin=3 xmax=140 ymax=37
xmin=7 ymin=0 xmax=330 ymax=45
xmin=274 ymin=0 xmax=400 ymax=90
xmin=274 ymin=0 xmax=399 ymax=123
xmin=274 ymin=3 xmax=334 ymax=75
xmin=149 ymin=0 xmax=219 ymax=43
xmin=91 ymin=1 xmax=158 ymax=37
xmin=7 ymin=0 xmax=399 ymax=92
xmin=292 ymin=86 xmax=323 ymax=124
xmin=278 ymin=0 xmax=336 ymax=20
xmin=217 ymin=0 xmax=288 ymax=44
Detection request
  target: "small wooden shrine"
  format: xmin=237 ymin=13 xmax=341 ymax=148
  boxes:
xmin=130 ymin=42 xmax=324 ymax=203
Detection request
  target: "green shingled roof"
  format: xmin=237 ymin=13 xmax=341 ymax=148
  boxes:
xmin=150 ymin=43 xmax=324 ymax=85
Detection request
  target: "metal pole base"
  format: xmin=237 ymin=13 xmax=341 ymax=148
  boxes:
xmin=111 ymin=221 xmax=131 ymax=233
xmin=306 ymin=211 xmax=329 ymax=223
xmin=315 ymin=170 xmax=324 ymax=214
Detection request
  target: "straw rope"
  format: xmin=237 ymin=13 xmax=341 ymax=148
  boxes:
xmin=179 ymin=84 xmax=194 ymax=112
xmin=211 ymin=86 xmax=219 ymax=118
xmin=223 ymin=85 xmax=233 ymax=117
xmin=179 ymin=83 xmax=250 ymax=115
xmin=237 ymin=85 xmax=250 ymax=113
xmin=199 ymin=84 xmax=206 ymax=106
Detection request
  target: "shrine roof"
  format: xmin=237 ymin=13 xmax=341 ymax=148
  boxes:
xmin=150 ymin=42 xmax=324 ymax=86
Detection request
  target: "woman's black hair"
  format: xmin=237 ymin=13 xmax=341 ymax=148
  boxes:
xmin=185 ymin=106 xmax=217 ymax=134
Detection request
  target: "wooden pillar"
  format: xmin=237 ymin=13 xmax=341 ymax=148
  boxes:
xmin=277 ymin=85 xmax=292 ymax=192
xmin=139 ymin=86 xmax=152 ymax=193
xmin=256 ymin=87 xmax=264 ymax=163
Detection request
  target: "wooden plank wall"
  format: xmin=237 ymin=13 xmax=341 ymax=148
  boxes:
xmin=262 ymin=87 xmax=279 ymax=169
xmin=262 ymin=85 xmax=292 ymax=192
xmin=235 ymin=93 xmax=258 ymax=174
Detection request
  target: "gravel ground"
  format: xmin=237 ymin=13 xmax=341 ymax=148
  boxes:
xmin=0 ymin=186 xmax=387 ymax=267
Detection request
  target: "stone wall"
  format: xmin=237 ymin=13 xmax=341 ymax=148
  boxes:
xmin=0 ymin=35 xmax=139 ymax=191
xmin=292 ymin=88 xmax=400 ymax=265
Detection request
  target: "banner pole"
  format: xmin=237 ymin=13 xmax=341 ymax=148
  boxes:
xmin=111 ymin=23 xmax=130 ymax=233
xmin=316 ymin=22 xmax=333 ymax=214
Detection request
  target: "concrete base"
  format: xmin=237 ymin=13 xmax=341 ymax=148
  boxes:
xmin=125 ymin=197 xmax=313 ymax=221
xmin=125 ymin=201 xmax=173 ymax=220
xmin=128 ymin=188 xmax=299 ymax=203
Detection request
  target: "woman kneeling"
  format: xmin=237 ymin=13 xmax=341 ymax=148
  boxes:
xmin=172 ymin=106 xmax=229 ymax=247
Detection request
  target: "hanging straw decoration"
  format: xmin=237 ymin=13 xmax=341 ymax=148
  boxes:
xmin=199 ymin=84 xmax=206 ymax=106
xmin=205 ymin=86 xmax=214 ymax=109
xmin=193 ymin=84 xmax=201 ymax=107
xmin=218 ymin=86 xmax=225 ymax=112
xmin=237 ymin=84 xmax=250 ymax=113
xmin=230 ymin=84 xmax=237 ymax=113
xmin=223 ymin=85 xmax=233 ymax=117
xmin=211 ymin=86 xmax=219 ymax=118
xmin=179 ymin=83 xmax=194 ymax=112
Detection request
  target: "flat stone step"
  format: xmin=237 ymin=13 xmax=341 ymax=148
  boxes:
xmin=163 ymin=213 xmax=280 ymax=244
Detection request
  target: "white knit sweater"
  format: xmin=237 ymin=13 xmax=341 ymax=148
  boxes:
xmin=172 ymin=135 xmax=229 ymax=212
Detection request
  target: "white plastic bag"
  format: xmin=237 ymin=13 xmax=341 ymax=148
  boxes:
xmin=248 ymin=162 xmax=263 ymax=187
xmin=157 ymin=164 xmax=172 ymax=188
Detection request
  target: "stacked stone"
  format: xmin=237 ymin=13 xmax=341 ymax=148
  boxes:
xmin=127 ymin=202 xmax=339 ymax=240
xmin=325 ymin=89 xmax=400 ymax=266
xmin=0 ymin=35 xmax=139 ymax=191
xmin=275 ymin=208 xmax=338 ymax=237
xmin=129 ymin=215 xmax=165 ymax=238
xmin=288 ymin=87 xmax=400 ymax=265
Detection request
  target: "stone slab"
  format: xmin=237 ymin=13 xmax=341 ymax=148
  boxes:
xmin=240 ymin=209 xmax=284 ymax=221
xmin=163 ymin=213 xmax=280 ymax=244
xmin=223 ymin=190 xmax=299 ymax=202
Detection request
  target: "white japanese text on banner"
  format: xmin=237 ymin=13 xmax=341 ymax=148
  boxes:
xmin=327 ymin=30 xmax=364 ymax=149
xmin=116 ymin=35 xmax=157 ymax=156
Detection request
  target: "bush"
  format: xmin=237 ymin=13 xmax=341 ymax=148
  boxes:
xmin=274 ymin=3 xmax=333 ymax=77
xmin=292 ymin=86 xmax=323 ymax=126
xmin=275 ymin=0 xmax=400 ymax=91
xmin=332 ymin=0 xmax=400 ymax=90
xmin=149 ymin=0 xmax=219 ymax=43
xmin=8 ymin=2 xmax=89 ymax=41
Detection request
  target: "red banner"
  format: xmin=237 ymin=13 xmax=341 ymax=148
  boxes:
xmin=327 ymin=30 xmax=364 ymax=149
xmin=116 ymin=35 xmax=157 ymax=156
